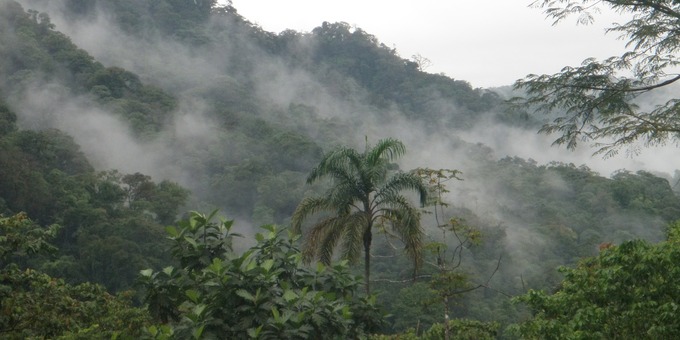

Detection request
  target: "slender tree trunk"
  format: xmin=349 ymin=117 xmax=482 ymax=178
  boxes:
xmin=363 ymin=225 xmax=372 ymax=295
xmin=444 ymin=295 xmax=450 ymax=340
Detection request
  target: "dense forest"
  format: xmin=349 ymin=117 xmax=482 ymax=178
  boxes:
xmin=2 ymin=0 xmax=680 ymax=338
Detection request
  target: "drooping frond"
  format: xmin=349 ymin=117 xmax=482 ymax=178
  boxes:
xmin=301 ymin=212 xmax=365 ymax=265
xmin=340 ymin=212 xmax=369 ymax=264
xmin=316 ymin=217 xmax=347 ymax=265
xmin=291 ymin=197 xmax=334 ymax=234
xmin=302 ymin=216 xmax=340 ymax=264
xmin=375 ymin=172 xmax=428 ymax=208
xmin=380 ymin=199 xmax=423 ymax=270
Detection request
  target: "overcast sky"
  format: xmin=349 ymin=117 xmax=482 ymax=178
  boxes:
xmin=230 ymin=0 xmax=630 ymax=88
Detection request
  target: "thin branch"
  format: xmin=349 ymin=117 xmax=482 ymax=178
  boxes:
xmin=444 ymin=254 xmax=508 ymax=297
xmin=619 ymin=0 xmax=680 ymax=20
xmin=564 ymin=74 xmax=680 ymax=92
xmin=371 ymin=255 xmax=508 ymax=297
xmin=371 ymin=274 xmax=433 ymax=283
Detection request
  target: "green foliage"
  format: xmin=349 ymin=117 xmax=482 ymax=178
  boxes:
xmin=139 ymin=211 xmax=384 ymax=339
xmin=370 ymin=318 xmax=499 ymax=340
xmin=63 ymin=0 xmax=226 ymax=43
xmin=409 ymin=168 xmax=494 ymax=335
xmin=10 ymin=129 xmax=93 ymax=175
xmin=0 ymin=212 xmax=58 ymax=268
xmin=307 ymin=22 xmax=501 ymax=126
xmin=380 ymin=157 xmax=680 ymax=333
xmin=1 ymin=268 xmax=151 ymax=339
xmin=3 ymin=0 xmax=680 ymax=335
xmin=515 ymin=0 xmax=680 ymax=156
xmin=0 ymin=99 xmax=16 ymax=136
xmin=0 ymin=128 xmax=93 ymax=223
xmin=0 ymin=119 xmax=188 ymax=291
xmin=510 ymin=225 xmax=680 ymax=339
xmin=0 ymin=213 xmax=151 ymax=339
xmin=0 ymin=1 xmax=176 ymax=136
xmin=423 ymin=319 xmax=499 ymax=340
xmin=387 ymin=282 xmax=441 ymax=332
xmin=292 ymin=138 xmax=427 ymax=294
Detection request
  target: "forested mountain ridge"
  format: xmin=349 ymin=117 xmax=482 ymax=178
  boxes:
xmin=1 ymin=0 xmax=680 ymax=337
xmin=3 ymin=0 xmax=524 ymax=224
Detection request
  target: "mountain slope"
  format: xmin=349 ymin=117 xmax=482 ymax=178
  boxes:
xmin=2 ymin=0 xmax=680 ymax=332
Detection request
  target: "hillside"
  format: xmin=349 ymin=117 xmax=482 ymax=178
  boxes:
xmin=1 ymin=0 xmax=680 ymax=336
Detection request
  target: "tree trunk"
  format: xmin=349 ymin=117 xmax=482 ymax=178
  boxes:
xmin=444 ymin=295 xmax=450 ymax=340
xmin=363 ymin=225 xmax=372 ymax=295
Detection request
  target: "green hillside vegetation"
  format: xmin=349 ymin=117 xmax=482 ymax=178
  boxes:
xmin=1 ymin=0 xmax=680 ymax=338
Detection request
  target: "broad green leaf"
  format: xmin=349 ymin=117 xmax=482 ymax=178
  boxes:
xmin=236 ymin=289 xmax=255 ymax=303
xmin=183 ymin=236 xmax=199 ymax=249
xmin=247 ymin=325 xmax=262 ymax=338
xmin=261 ymin=259 xmax=274 ymax=272
xmin=316 ymin=262 xmax=326 ymax=273
xmin=255 ymin=232 xmax=264 ymax=243
xmin=245 ymin=259 xmax=257 ymax=272
xmin=271 ymin=306 xmax=280 ymax=322
xmin=162 ymin=266 xmax=175 ymax=276
xmin=185 ymin=289 xmax=201 ymax=303
xmin=192 ymin=304 xmax=207 ymax=318
xmin=192 ymin=324 xmax=205 ymax=339
xmin=165 ymin=225 xmax=179 ymax=237
xmin=283 ymin=289 xmax=298 ymax=302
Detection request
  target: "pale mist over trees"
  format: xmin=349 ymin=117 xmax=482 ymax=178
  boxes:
xmin=1 ymin=0 xmax=680 ymax=338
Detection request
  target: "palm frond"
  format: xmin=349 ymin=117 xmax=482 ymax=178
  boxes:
xmin=365 ymin=138 xmax=406 ymax=166
xmin=291 ymin=197 xmax=333 ymax=233
xmin=327 ymin=179 xmax=363 ymax=208
xmin=302 ymin=216 xmax=341 ymax=264
xmin=381 ymin=204 xmax=423 ymax=270
xmin=307 ymin=147 xmax=362 ymax=184
xmin=375 ymin=172 xmax=428 ymax=207
xmin=375 ymin=193 xmax=424 ymax=267
xmin=317 ymin=217 xmax=347 ymax=265
xmin=340 ymin=212 xmax=369 ymax=264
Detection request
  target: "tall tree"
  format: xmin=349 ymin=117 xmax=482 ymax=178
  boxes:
xmin=292 ymin=138 xmax=427 ymax=294
xmin=514 ymin=0 xmax=680 ymax=157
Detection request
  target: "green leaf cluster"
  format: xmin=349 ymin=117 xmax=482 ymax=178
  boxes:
xmin=140 ymin=211 xmax=384 ymax=339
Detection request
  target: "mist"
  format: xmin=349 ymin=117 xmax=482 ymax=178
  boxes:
xmin=9 ymin=0 xmax=679 ymax=297
xmin=17 ymin=0 xmax=680 ymax=178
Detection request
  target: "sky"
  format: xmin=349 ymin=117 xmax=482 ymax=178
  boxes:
xmin=229 ymin=0 xmax=629 ymax=88
xmin=226 ymin=0 xmax=680 ymax=176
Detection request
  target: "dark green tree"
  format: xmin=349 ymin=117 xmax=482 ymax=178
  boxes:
xmin=292 ymin=138 xmax=427 ymax=294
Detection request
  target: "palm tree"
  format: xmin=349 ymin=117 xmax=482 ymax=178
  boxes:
xmin=292 ymin=138 xmax=427 ymax=294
